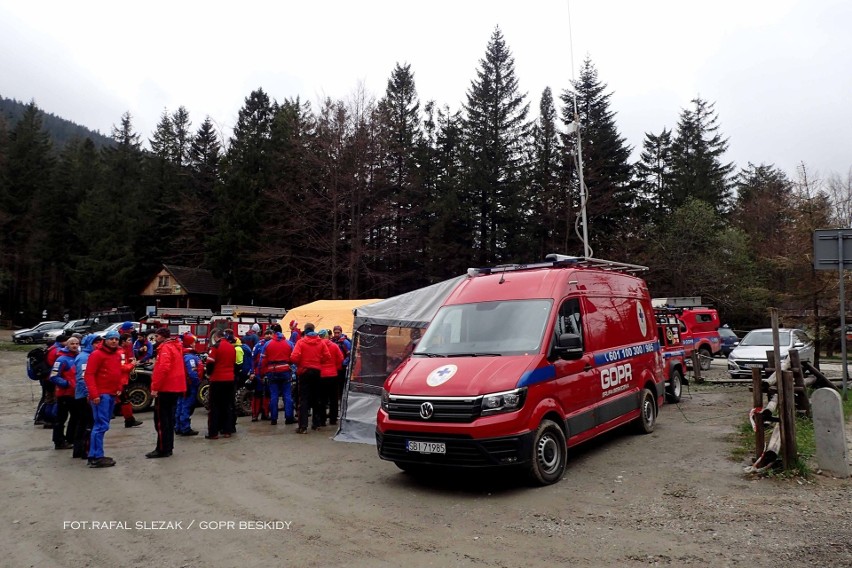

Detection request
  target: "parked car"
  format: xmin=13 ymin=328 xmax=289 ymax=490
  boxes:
xmin=43 ymin=319 xmax=95 ymax=342
xmin=92 ymin=321 xmax=141 ymax=338
xmin=12 ymin=321 xmax=66 ymax=344
xmin=727 ymin=328 xmax=814 ymax=378
xmin=717 ymin=325 xmax=739 ymax=357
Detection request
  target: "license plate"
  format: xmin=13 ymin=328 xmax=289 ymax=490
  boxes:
xmin=744 ymin=363 xmax=764 ymax=369
xmin=406 ymin=440 xmax=446 ymax=454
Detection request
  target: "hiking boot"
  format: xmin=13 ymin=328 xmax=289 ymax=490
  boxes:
xmin=89 ymin=457 xmax=115 ymax=468
xmin=251 ymin=417 xmax=259 ymax=422
xmin=125 ymin=419 xmax=143 ymax=428
xmin=55 ymin=442 xmax=74 ymax=450
xmin=295 ymin=428 xmax=307 ymax=434
xmin=145 ymin=450 xmax=172 ymax=458
xmin=204 ymin=434 xmax=219 ymax=440
xmin=177 ymin=429 xmax=199 ymax=436
xmin=222 ymin=433 xmax=232 ymax=438
xmin=284 ymin=418 xmax=297 ymax=425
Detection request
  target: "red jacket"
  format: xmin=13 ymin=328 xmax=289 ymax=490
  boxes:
xmin=207 ymin=338 xmax=236 ymax=382
xmin=320 ymin=338 xmax=344 ymax=378
xmin=51 ymin=348 xmax=77 ymax=397
xmin=260 ymin=335 xmax=293 ymax=375
xmin=291 ymin=334 xmax=331 ymax=373
xmin=151 ymin=338 xmax=186 ymax=393
xmin=85 ymin=344 xmax=124 ymax=400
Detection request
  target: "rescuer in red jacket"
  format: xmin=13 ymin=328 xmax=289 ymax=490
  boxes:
xmin=290 ymin=323 xmax=331 ymax=434
xmin=317 ymin=329 xmax=344 ymax=428
xmin=85 ymin=330 xmax=124 ymax=468
xmin=205 ymin=328 xmax=236 ymax=439
xmin=146 ymin=328 xmax=185 ymax=458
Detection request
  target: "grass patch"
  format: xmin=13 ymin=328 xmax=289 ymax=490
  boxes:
xmin=734 ymin=388 xmax=852 ymax=478
xmin=0 ymin=342 xmax=34 ymax=353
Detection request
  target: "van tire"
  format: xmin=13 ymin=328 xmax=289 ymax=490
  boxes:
xmin=527 ymin=419 xmax=567 ymax=486
xmin=666 ymin=368 xmax=683 ymax=403
xmin=699 ymin=346 xmax=712 ymax=371
xmin=634 ymin=388 xmax=657 ymax=434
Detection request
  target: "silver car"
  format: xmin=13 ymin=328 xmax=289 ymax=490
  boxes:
xmin=727 ymin=328 xmax=814 ymax=378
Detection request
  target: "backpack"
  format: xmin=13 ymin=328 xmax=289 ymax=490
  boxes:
xmin=26 ymin=346 xmax=51 ymax=381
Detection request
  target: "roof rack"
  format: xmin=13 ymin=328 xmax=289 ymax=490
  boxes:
xmin=467 ymin=254 xmax=648 ymax=277
xmin=219 ymin=305 xmax=288 ymax=318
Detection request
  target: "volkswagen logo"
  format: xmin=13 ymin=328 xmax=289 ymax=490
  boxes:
xmin=419 ymin=401 xmax=434 ymax=420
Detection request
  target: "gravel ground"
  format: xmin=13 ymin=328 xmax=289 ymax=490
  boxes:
xmin=1 ymin=341 xmax=850 ymax=568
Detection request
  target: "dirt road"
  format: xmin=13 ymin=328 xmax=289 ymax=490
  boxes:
xmin=1 ymin=348 xmax=851 ymax=568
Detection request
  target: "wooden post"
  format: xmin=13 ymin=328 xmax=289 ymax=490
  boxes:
xmin=788 ymin=349 xmax=811 ymax=416
xmin=691 ymin=351 xmax=702 ymax=383
xmin=752 ymin=367 xmax=765 ymax=461
xmin=779 ymin=369 xmax=798 ymax=469
xmin=802 ymin=361 xmax=841 ymax=391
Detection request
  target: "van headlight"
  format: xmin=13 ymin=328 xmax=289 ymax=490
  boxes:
xmin=481 ymin=388 xmax=527 ymax=415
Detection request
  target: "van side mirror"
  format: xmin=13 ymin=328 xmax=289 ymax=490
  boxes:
xmin=553 ymin=333 xmax=583 ymax=360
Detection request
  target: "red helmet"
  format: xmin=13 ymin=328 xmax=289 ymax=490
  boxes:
xmin=182 ymin=333 xmax=196 ymax=348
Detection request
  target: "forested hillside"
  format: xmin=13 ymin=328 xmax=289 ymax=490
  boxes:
xmin=0 ymin=28 xmax=849 ymax=348
xmin=0 ymin=96 xmax=113 ymax=149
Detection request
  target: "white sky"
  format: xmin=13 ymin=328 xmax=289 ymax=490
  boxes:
xmin=2 ymin=0 xmax=850 ymax=180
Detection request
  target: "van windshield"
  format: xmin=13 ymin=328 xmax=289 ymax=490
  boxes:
xmin=414 ymin=299 xmax=553 ymax=357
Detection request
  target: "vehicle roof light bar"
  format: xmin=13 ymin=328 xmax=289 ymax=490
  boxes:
xmin=467 ymin=254 xmax=648 ymax=277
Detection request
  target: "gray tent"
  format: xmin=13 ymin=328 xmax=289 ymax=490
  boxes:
xmin=334 ymin=276 xmax=465 ymax=444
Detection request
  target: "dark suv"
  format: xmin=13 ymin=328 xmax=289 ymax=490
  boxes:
xmin=718 ymin=325 xmax=739 ymax=357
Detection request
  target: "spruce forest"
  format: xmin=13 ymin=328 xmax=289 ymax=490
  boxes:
xmin=1 ymin=29 xmax=850 ymax=345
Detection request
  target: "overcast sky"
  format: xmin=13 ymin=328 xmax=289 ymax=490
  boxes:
xmin=2 ymin=0 xmax=850 ymax=181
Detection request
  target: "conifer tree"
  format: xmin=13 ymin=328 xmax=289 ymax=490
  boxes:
xmin=462 ymin=26 xmax=530 ymax=264
xmin=215 ymin=88 xmax=275 ymax=301
xmin=4 ymin=102 xmax=55 ymax=316
xmin=669 ymin=98 xmax=734 ymax=214
xmin=374 ymin=62 xmax=424 ymax=288
xmin=76 ymin=112 xmax=146 ymax=306
xmin=529 ymin=87 xmax=564 ymax=258
xmin=425 ymin=104 xmax=472 ymax=277
xmin=635 ymin=128 xmax=674 ymax=223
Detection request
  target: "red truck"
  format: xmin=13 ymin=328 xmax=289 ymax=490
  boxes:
xmin=377 ymin=255 xmax=665 ymax=486
xmin=655 ymin=309 xmax=687 ymax=403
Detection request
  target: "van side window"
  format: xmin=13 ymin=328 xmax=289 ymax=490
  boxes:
xmin=557 ymin=298 xmax=583 ymax=350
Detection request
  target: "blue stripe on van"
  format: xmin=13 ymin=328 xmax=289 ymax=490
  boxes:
xmin=592 ymin=341 xmax=659 ymax=366
xmin=517 ymin=365 xmax=556 ymax=387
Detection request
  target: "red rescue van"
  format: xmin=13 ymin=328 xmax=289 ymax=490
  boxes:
xmin=376 ymin=255 xmax=666 ymax=485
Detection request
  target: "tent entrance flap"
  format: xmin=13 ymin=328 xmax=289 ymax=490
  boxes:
xmin=334 ymin=276 xmax=465 ymax=444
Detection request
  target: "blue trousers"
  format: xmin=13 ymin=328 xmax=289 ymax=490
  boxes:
xmin=175 ymin=382 xmax=199 ymax=433
xmin=89 ymin=394 xmax=115 ymax=459
xmin=267 ymin=373 xmax=293 ymax=421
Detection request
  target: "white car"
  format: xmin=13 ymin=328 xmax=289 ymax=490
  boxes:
xmin=727 ymin=328 xmax=814 ymax=378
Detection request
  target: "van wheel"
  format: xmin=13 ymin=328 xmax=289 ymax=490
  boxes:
xmin=699 ymin=347 xmax=712 ymax=371
xmin=527 ymin=419 xmax=567 ymax=486
xmin=666 ymin=368 xmax=683 ymax=403
xmin=634 ymin=388 xmax=657 ymax=434
xmin=126 ymin=383 xmax=152 ymax=412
